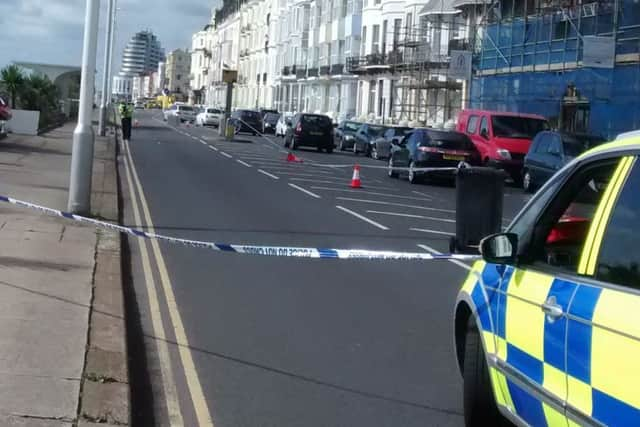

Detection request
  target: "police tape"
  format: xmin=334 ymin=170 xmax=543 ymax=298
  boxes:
xmin=0 ymin=194 xmax=480 ymax=262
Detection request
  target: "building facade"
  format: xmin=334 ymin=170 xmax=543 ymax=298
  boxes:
xmin=113 ymin=30 xmax=165 ymax=100
xmin=165 ymin=49 xmax=192 ymax=101
xmin=470 ymin=0 xmax=640 ymax=139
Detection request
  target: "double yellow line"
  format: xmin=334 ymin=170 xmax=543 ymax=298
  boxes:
xmin=122 ymin=140 xmax=214 ymax=426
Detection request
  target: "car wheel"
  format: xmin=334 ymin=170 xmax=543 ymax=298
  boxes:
xmin=522 ymin=170 xmax=534 ymax=193
xmin=463 ymin=320 xmax=509 ymax=427
xmin=317 ymin=146 xmax=323 ymax=152
xmin=408 ymin=161 xmax=421 ymax=184
xmin=366 ymin=144 xmax=373 ymax=157
xmin=511 ymin=172 xmax=524 ymax=188
xmin=326 ymin=147 xmax=333 ymax=154
xmin=388 ymin=157 xmax=399 ymax=178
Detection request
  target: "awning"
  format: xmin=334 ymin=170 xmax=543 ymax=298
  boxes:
xmin=451 ymin=0 xmax=491 ymax=8
xmin=419 ymin=0 xmax=460 ymax=15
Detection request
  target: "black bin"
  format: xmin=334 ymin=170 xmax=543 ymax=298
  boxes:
xmin=450 ymin=167 xmax=505 ymax=253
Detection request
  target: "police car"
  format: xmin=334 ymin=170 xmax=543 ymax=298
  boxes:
xmin=454 ymin=137 xmax=640 ymax=426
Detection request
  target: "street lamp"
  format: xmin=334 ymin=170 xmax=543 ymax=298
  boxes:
xmin=68 ymin=0 xmax=101 ymax=214
xmin=98 ymin=0 xmax=115 ymax=136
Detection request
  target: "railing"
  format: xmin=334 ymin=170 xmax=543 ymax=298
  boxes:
xmin=296 ymin=66 xmax=307 ymax=79
xmin=307 ymin=67 xmax=319 ymax=77
xmin=282 ymin=66 xmax=291 ymax=76
xmin=330 ymin=64 xmax=344 ymax=75
xmin=319 ymin=65 xmax=330 ymax=75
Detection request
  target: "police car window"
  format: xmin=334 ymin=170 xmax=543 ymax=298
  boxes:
xmin=595 ymin=159 xmax=640 ymax=289
xmin=524 ymin=159 xmax=617 ymax=273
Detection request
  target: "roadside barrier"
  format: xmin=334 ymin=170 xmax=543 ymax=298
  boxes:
xmin=0 ymin=194 xmax=480 ymax=262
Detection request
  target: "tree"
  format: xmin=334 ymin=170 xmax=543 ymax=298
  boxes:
xmin=0 ymin=65 xmax=25 ymax=108
xmin=20 ymin=74 xmax=59 ymax=112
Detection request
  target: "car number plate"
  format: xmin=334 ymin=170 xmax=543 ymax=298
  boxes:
xmin=443 ymin=154 xmax=465 ymax=161
xmin=310 ymin=131 xmax=323 ymax=136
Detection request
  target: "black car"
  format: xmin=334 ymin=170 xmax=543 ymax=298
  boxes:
xmin=335 ymin=121 xmax=363 ymax=151
xmin=523 ymin=131 xmax=605 ymax=192
xmin=353 ymin=123 xmax=389 ymax=156
xmin=388 ymin=129 xmax=479 ymax=184
xmin=284 ymin=113 xmax=334 ymax=153
xmin=262 ymin=112 xmax=280 ymax=134
xmin=371 ymin=126 xmax=414 ymax=160
xmin=230 ymin=109 xmax=262 ymax=135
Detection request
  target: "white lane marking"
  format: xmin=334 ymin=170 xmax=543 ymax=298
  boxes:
xmin=122 ymin=146 xmax=185 ymax=426
xmin=265 ymin=167 xmax=333 ymax=174
xmin=236 ymin=159 xmax=252 ymax=167
xmin=410 ymin=227 xmax=455 ymax=236
xmin=412 ymin=190 xmax=433 ymax=198
xmin=336 ymin=197 xmax=455 ymax=214
xmin=336 ymin=205 xmax=390 ymax=231
xmin=288 ymin=183 xmax=321 ymax=199
xmin=269 ymin=171 xmax=333 ymax=178
xmin=220 ymin=151 xmax=233 ymax=158
xmin=310 ymin=186 xmax=432 ymax=201
xmin=200 ymin=141 xmax=207 ymax=145
xmin=125 ymin=142 xmax=215 ymax=425
xmin=199 ymin=139 xmax=208 ymax=144
xmin=366 ymin=210 xmax=456 ymax=223
xmin=258 ymin=169 xmax=279 ymax=180
xmin=417 ymin=244 xmax=471 ymax=271
xmin=289 ymin=177 xmax=381 ymax=186
xmin=209 ymin=146 xmax=219 ymax=151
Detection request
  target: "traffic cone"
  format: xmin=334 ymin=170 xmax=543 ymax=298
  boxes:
xmin=350 ymin=164 xmax=362 ymax=188
xmin=286 ymin=152 xmax=303 ymax=163
xmin=134 ymin=119 xmax=140 ymax=127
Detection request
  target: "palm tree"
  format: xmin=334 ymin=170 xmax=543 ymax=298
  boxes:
xmin=0 ymin=65 xmax=25 ymax=108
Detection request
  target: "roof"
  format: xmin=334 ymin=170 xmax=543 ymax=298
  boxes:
xmin=451 ymin=0 xmax=491 ymax=8
xmin=419 ymin=0 xmax=460 ymax=15
xmin=460 ymin=109 xmax=547 ymax=120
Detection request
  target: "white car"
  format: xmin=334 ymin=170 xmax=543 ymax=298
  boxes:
xmin=196 ymin=107 xmax=223 ymax=127
xmin=275 ymin=113 xmax=293 ymax=137
xmin=616 ymin=129 xmax=640 ymax=140
xmin=163 ymin=104 xmax=196 ymax=122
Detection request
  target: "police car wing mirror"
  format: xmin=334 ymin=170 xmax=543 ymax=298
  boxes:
xmin=479 ymin=233 xmax=518 ymax=265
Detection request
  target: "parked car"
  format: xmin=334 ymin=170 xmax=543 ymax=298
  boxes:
xmin=284 ymin=113 xmax=334 ymax=153
xmin=457 ymin=109 xmax=549 ymax=185
xmin=388 ymin=128 xmax=479 ymax=184
xmin=523 ymin=131 xmax=605 ymax=192
xmin=262 ymin=112 xmax=280 ymax=134
xmin=370 ymin=126 xmax=414 ymax=160
xmin=335 ymin=120 xmax=363 ymax=151
xmin=196 ymin=107 xmax=223 ymax=127
xmin=275 ymin=113 xmax=293 ymax=137
xmin=352 ymin=123 xmax=389 ymax=156
xmin=229 ymin=109 xmax=262 ymax=135
xmin=163 ymin=104 xmax=196 ymax=122
xmin=0 ymin=96 xmax=12 ymax=121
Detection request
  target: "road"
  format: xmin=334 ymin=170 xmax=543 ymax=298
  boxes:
xmin=120 ymin=110 xmax=530 ymax=426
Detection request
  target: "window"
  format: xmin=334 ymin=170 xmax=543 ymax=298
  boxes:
xmin=382 ymin=20 xmax=387 ymax=54
xmin=361 ymin=26 xmax=367 ymax=55
xmin=535 ymin=133 xmax=551 ymax=153
xmin=491 ymin=115 xmax=549 ymax=139
xmin=596 ymin=159 xmax=640 ymax=289
xmin=466 ymin=115 xmax=479 ymax=133
xmin=521 ymin=159 xmax=618 ymax=273
xmin=372 ymin=24 xmax=380 ymax=54
xmin=547 ymin=135 xmax=562 ymax=154
xmin=406 ymin=13 xmax=413 ymax=33
xmin=393 ymin=18 xmax=402 ymax=50
xmin=479 ymin=116 xmax=489 ymax=136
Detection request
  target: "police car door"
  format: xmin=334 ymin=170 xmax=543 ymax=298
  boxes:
xmin=564 ymin=155 xmax=640 ymax=426
xmin=494 ymin=157 xmax=620 ymax=426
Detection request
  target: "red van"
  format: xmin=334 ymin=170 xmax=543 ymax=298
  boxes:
xmin=457 ymin=109 xmax=549 ymax=184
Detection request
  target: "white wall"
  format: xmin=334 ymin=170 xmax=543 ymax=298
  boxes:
xmin=7 ymin=110 xmax=40 ymax=135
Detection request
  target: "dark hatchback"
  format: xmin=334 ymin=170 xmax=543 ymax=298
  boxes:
xmin=353 ymin=123 xmax=389 ymax=156
xmin=284 ymin=113 xmax=334 ymax=153
xmin=523 ymin=131 xmax=606 ymax=192
xmin=335 ymin=121 xmax=363 ymax=151
xmin=230 ymin=109 xmax=262 ymax=135
xmin=371 ymin=126 xmax=414 ymax=160
xmin=388 ymin=128 xmax=480 ymax=184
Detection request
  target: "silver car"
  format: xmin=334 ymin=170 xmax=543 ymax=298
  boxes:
xmin=371 ymin=126 xmax=414 ymax=160
xmin=196 ymin=107 xmax=223 ymax=127
xmin=163 ymin=104 xmax=196 ymax=123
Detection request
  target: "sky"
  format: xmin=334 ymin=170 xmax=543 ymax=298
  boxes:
xmin=0 ymin=0 xmax=217 ymax=78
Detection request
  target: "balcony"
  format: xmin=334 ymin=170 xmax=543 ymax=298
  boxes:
xmin=296 ymin=66 xmax=307 ymax=79
xmin=346 ymin=54 xmax=391 ymax=74
xmin=282 ymin=66 xmax=291 ymax=76
xmin=448 ymin=39 xmax=471 ymax=54
xmin=319 ymin=65 xmax=330 ymax=76
xmin=307 ymin=67 xmax=319 ymax=78
xmin=330 ymin=64 xmax=344 ymax=75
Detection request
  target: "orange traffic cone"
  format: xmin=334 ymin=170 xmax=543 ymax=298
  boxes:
xmin=350 ymin=164 xmax=362 ymax=188
xmin=286 ymin=152 xmax=303 ymax=163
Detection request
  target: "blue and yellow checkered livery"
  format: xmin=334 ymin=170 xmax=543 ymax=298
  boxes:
xmin=458 ymin=155 xmax=640 ymax=426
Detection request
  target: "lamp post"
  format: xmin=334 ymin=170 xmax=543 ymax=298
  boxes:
xmin=68 ymin=0 xmax=101 ymax=214
xmin=98 ymin=0 xmax=115 ymax=136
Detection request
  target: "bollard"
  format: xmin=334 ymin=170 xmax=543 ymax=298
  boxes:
xmin=450 ymin=167 xmax=505 ymax=253
xmin=224 ymin=119 xmax=235 ymax=141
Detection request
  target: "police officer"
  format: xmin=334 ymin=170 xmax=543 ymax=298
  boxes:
xmin=119 ymin=102 xmax=133 ymax=141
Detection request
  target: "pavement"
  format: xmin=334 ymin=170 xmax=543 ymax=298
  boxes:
xmin=0 ymin=120 xmax=128 ymax=426
xmin=122 ymin=111 xmax=532 ymax=426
